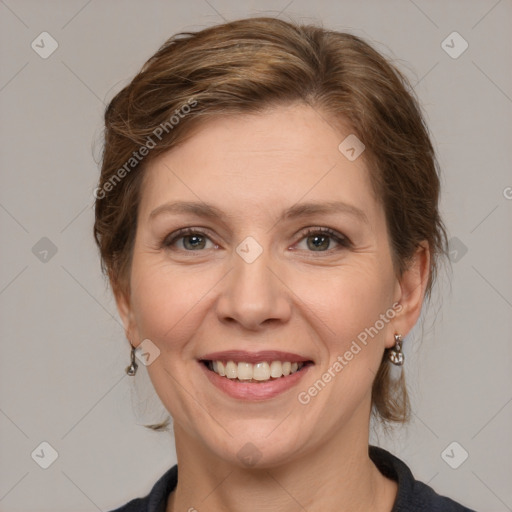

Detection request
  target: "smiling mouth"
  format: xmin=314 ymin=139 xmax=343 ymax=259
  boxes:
xmin=201 ymin=360 xmax=313 ymax=383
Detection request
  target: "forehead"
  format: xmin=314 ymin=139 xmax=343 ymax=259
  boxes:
xmin=138 ymin=103 xmax=380 ymax=224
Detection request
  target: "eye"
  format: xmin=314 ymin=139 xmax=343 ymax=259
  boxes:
xmin=162 ymin=228 xmax=217 ymax=251
xmin=295 ymin=227 xmax=351 ymax=252
xmin=161 ymin=226 xmax=351 ymax=253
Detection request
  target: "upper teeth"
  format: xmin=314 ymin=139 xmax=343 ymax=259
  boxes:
xmin=210 ymin=360 xmax=304 ymax=381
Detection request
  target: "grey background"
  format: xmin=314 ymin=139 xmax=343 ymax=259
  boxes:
xmin=0 ymin=0 xmax=511 ymax=510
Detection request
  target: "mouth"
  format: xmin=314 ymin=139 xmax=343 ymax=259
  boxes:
xmin=200 ymin=359 xmax=313 ymax=383
xmin=198 ymin=350 xmax=314 ymax=400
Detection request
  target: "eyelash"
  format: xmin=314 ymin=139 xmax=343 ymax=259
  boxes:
xmin=161 ymin=226 xmax=351 ymax=253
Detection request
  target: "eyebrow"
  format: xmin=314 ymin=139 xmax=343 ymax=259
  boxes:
xmin=148 ymin=200 xmax=369 ymax=225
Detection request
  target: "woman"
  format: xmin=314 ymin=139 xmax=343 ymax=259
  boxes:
xmin=95 ymin=17 xmax=477 ymax=512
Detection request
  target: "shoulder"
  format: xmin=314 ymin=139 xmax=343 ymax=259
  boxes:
xmin=107 ymin=465 xmax=178 ymax=512
xmin=369 ymin=446 xmax=478 ymax=512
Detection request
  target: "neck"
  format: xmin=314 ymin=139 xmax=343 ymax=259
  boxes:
xmin=166 ymin=405 xmax=397 ymax=512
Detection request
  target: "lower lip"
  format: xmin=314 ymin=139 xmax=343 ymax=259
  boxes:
xmin=199 ymin=362 xmax=312 ymax=401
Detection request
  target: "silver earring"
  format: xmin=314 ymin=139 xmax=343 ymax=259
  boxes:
xmin=125 ymin=343 xmax=138 ymax=376
xmin=388 ymin=334 xmax=404 ymax=366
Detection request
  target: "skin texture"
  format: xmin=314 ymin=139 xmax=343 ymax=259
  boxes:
xmin=115 ymin=103 xmax=430 ymax=512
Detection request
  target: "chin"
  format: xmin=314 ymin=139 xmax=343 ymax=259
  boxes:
xmin=202 ymin=425 xmax=308 ymax=470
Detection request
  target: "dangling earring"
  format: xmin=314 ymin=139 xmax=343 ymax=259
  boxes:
xmin=125 ymin=343 xmax=138 ymax=376
xmin=388 ymin=333 xmax=404 ymax=366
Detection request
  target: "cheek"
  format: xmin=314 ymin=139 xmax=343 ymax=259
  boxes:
xmin=129 ymin=254 xmax=222 ymax=350
xmin=291 ymin=260 xmax=394 ymax=337
xmin=291 ymin=262 xmax=395 ymax=406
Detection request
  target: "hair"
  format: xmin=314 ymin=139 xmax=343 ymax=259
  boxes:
xmin=94 ymin=16 xmax=449 ymax=430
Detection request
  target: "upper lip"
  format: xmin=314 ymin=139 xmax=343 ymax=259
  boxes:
xmin=199 ymin=350 xmax=313 ymax=364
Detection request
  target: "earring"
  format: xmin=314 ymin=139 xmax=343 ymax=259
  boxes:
xmin=388 ymin=334 xmax=404 ymax=366
xmin=125 ymin=343 xmax=138 ymax=376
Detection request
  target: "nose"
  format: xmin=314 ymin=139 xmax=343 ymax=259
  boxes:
xmin=215 ymin=245 xmax=292 ymax=331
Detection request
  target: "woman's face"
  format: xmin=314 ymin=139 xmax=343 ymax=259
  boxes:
xmin=117 ymin=103 xmax=424 ymax=467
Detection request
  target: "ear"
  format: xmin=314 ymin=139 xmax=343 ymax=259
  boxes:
xmin=388 ymin=241 xmax=430 ymax=347
xmin=113 ymin=284 xmax=139 ymax=347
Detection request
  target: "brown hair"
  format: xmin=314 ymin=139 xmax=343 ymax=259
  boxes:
xmin=94 ymin=17 xmax=448 ymax=429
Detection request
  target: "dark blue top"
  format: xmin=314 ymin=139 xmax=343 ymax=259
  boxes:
xmin=109 ymin=446 xmax=477 ymax=511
